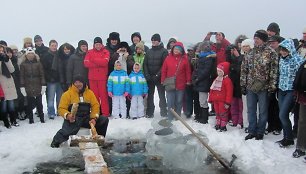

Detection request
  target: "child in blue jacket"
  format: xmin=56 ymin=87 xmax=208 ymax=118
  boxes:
xmin=108 ymin=60 xmax=130 ymax=118
xmin=129 ymin=63 xmax=148 ymax=119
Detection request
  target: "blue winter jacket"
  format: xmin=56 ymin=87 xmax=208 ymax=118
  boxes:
xmin=107 ymin=69 xmax=130 ymax=96
xmin=129 ymin=70 xmax=148 ymax=96
xmin=278 ymin=39 xmax=305 ymax=91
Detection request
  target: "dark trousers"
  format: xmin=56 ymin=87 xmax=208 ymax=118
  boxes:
xmin=15 ymin=90 xmax=26 ymax=114
xmin=183 ymin=85 xmax=200 ymax=117
xmin=297 ymin=104 xmax=306 ymax=150
xmin=26 ymin=95 xmax=44 ymax=121
xmin=267 ymin=93 xmax=282 ymax=132
xmin=293 ymin=103 xmax=299 ymax=134
xmin=52 ymin=115 xmax=109 ymax=144
xmin=146 ymin=80 xmax=167 ymax=117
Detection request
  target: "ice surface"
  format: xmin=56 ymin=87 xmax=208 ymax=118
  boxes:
xmin=145 ymin=116 xmax=209 ymax=171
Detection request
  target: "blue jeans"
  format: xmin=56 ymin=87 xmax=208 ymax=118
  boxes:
xmin=47 ymin=82 xmax=63 ymax=116
xmin=278 ymin=90 xmax=294 ymax=140
xmin=246 ymin=90 xmax=269 ymax=135
xmin=166 ymin=90 xmax=184 ymax=120
xmin=1 ymin=100 xmax=15 ymax=113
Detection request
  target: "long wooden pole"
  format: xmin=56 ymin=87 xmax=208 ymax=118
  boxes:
xmin=170 ymin=109 xmax=230 ymax=170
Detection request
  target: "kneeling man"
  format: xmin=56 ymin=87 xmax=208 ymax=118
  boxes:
xmin=51 ymin=75 xmax=109 ymax=148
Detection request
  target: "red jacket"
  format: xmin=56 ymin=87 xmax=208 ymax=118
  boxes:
xmin=211 ymin=38 xmax=230 ymax=65
xmin=0 ymin=84 xmax=4 ymax=98
xmin=161 ymin=42 xmax=191 ymax=90
xmin=208 ymin=62 xmax=233 ymax=105
xmin=84 ymin=46 xmax=110 ymax=81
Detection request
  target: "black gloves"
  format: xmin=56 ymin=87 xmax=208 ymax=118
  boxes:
xmin=0 ymin=53 xmax=9 ymax=62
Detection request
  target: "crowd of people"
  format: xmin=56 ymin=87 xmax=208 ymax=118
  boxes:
xmin=1 ymin=23 xmax=306 ymax=159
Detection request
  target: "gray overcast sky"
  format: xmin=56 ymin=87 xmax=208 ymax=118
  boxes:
xmin=1 ymin=0 xmax=306 ymax=48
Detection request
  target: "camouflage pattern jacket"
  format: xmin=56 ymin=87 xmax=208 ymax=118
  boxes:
xmin=240 ymin=43 xmax=278 ymax=92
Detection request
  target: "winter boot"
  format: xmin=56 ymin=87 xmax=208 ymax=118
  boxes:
xmin=194 ymin=108 xmax=202 ymax=123
xmin=201 ymin=108 xmax=209 ymax=124
xmin=194 ymin=114 xmax=200 ymax=122
xmin=9 ymin=111 xmax=19 ymax=127
xmin=1 ymin=112 xmax=11 ymax=129
xmin=292 ymin=149 xmax=306 ymax=158
xmin=276 ymin=138 xmax=294 ymax=147
xmin=28 ymin=113 xmax=34 ymax=124
xmin=219 ymin=126 xmax=227 ymax=132
xmin=39 ymin=114 xmax=45 ymax=123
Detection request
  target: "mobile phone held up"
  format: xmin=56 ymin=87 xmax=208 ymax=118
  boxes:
xmin=210 ymin=32 xmax=217 ymax=35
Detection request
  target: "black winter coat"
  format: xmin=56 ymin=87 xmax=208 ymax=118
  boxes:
xmin=40 ymin=51 xmax=60 ymax=83
xmin=52 ymin=44 xmax=75 ymax=84
xmin=106 ymin=44 xmax=120 ymax=58
xmin=143 ymin=43 xmax=168 ymax=82
xmin=192 ymin=56 xmax=215 ymax=92
xmin=227 ymin=54 xmax=243 ymax=98
xmin=35 ymin=44 xmax=49 ymax=60
xmin=293 ymin=60 xmax=306 ymax=93
xmin=66 ymin=48 xmax=88 ymax=85
xmin=10 ymin=56 xmax=20 ymax=89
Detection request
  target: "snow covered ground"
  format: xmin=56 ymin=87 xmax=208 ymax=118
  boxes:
xmin=0 ymin=96 xmax=305 ymax=174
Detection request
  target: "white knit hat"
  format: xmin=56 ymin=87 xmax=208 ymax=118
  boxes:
xmin=9 ymin=45 xmax=18 ymax=50
xmin=303 ymin=27 xmax=306 ymax=34
xmin=241 ymin=39 xmax=254 ymax=49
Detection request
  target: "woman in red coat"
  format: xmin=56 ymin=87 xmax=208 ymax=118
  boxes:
xmin=161 ymin=42 xmax=191 ymax=120
xmin=84 ymin=37 xmax=110 ymax=116
xmin=208 ymin=61 xmax=233 ymax=131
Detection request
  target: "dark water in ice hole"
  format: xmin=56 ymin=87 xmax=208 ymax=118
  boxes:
xmin=23 ymin=139 xmax=242 ymax=174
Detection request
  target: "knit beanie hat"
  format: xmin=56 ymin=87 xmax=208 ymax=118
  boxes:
xmin=173 ymin=45 xmax=183 ymax=53
xmin=135 ymin=41 xmax=145 ymax=51
xmin=241 ymin=39 xmax=254 ymax=49
xmin=303 ymin=27 xmax=306 ymax=34
xmin=78 ymin=40 xmax=88 ymax=48
xmin=34 ymin=35 xmax=42 ymax=42
xmin=217 ymin=62 xmax=230 ymax=76
xmin=0 ymin=40 xmax=7 ymax=46
xmin=73 ymin=75 xmax=86 ymax=84
xmin=23 ymin=37 xmax=33 ymax=44
xmin=267 ymin=22 xmax=280 ymax=35
xmin=131 ymin=32 xmax=141 ymax=42
xmin=151 ymin=33 xmax=161 ymax=42
xmin=254 ymin=30 xmax=268 ymax=42
xmin=94 ymin=37 xmax=103 ymax=44
xmin=72 ymin=75 xmax=86 ymax=93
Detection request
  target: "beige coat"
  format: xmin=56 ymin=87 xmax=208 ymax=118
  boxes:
xmin=0 ymin=59 xmax=17 ymax=100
